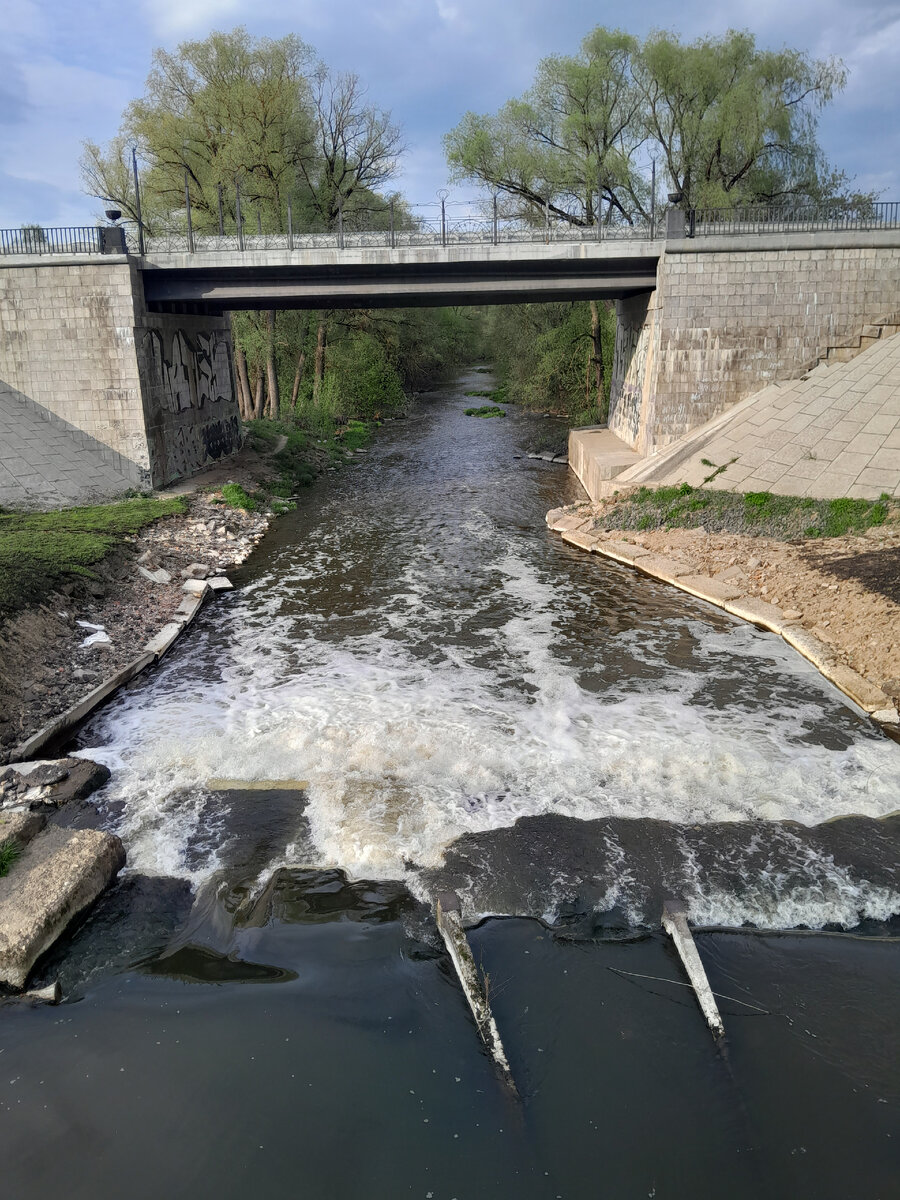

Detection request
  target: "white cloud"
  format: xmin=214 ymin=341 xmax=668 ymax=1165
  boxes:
xmin=142 ymin=0 xmax=245 ymax=38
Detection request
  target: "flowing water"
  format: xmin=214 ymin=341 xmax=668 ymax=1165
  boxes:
xmin=2 ymin=368 xmax=899 ymax=1197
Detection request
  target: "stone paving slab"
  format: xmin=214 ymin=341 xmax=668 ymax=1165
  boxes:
xmin=0 ymin=392 xmax=136 ymax=509
xmin=614 ymin=331 xmax=900 ymax=500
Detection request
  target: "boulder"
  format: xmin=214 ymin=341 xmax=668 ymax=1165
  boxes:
xmin=0 ymin=827 xmax=125 ymax=990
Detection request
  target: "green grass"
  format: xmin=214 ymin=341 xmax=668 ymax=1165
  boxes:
xmin=0 ymin=497 xmax=187 ymax=618
xmin=220 ymin=483 xmax=259 ymax=512
xmin=598 ymin=485 xmax=896 ymax=540
xmin=464 ymin=405 xmax=507 ymax=418
xmin=0 ymin=839 xmax=19 ymax=878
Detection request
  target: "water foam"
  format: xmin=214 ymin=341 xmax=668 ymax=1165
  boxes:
xmin=76 ymin=435 xmax=900 ymax=927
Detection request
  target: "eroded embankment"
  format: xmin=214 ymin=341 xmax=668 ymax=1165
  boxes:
xmin=0 ymin=496 xmax=272 ymax=764
xmin=548 ymin=500 xmax=900 ymax=727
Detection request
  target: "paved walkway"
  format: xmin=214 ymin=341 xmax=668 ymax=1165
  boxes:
xmin=0 ymin=392 xmax=136 ymax=509
xmin=610 ymin=330 xmax=900 ymax=499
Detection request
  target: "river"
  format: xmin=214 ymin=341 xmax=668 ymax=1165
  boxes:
xmin=1 ymin=368 xmax=898 ymax=1197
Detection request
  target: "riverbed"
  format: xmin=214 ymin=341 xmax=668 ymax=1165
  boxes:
xmin=2 ymin=368 xmax=898 ymax=1197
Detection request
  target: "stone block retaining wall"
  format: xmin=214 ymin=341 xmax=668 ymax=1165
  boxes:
xmin=611 ymin=239 xmax=900 ymax=456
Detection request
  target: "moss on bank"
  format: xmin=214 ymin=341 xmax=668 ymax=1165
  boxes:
xmin=598 ymin=486 xmax=897 ymax=540
xmin=0 ymin=497 xmax=187 ymax=619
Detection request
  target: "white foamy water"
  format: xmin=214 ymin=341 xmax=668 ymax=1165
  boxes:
xmin=75 ymin=394 xmax=900 ymax=928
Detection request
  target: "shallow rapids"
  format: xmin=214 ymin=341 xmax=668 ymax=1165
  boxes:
xmin=77 ymin=369 xmax=900 ymax=928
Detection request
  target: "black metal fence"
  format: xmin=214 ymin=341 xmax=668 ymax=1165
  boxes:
xmin=690 ymin=201 xmax=900 ymax=237
xmin=0 ymin=226 xmax=105 ymax=255
xmin=3 ymin=200 xmax=899 ymax=256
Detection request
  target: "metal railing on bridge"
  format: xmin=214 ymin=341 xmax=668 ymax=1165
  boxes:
xmin=0 ymin=226 xmax=105 ymax=255
xmin=2 ymin=200 xmax=899 ymax=257
xmin=688 ymin=200 xmax=900 ymax=237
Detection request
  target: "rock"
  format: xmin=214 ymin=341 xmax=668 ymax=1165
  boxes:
xmin=0 ymin=810 xmax=46 ymax=848
xmin=182 ymin=579 xmax=210 ymax=596
xmin=872 ymin=707 xmax=899 ymax=724
xmin=136 ymin=549 xmax=152 ymax=564
xmin=880 ymin=678 xmax=900 ymax=701
xmin=714 ymin=565 xmax=746 ymax=582
xmin=3 ymin=758 xmax=110 ymax=807
xmin=138 ymin=565 xmax=173 ymax=585
xmin=782 ymin=609 xmax=804 ymax=622
xmin=21 ymin=761 xmax=70 ymax=787
xmin=182 ymin=563 xmax=210 ymax=579
xmin=0 ymin=827 xmax=126 ymax=990
xmin=207 ymin=576 xmax=233 ymax=591
xmin=22 ymin=981 xmax=61 ymax=1005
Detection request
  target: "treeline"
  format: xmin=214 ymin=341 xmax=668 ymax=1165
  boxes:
xmin=81 ymin=28 xmax=474 ymax=429
xmin=445 ymin=26 xmax=867 ymax=225
xmin=481 ymin=301 xmax=616 ymax=425
xmin=231 ymin=306 xmax=481 ymax=425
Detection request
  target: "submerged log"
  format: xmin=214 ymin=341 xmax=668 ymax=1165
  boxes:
xmin=435 ymin=891 xmax=517 ymax=1094
xmin=662 ymin=898 xmax=725 ymax=1040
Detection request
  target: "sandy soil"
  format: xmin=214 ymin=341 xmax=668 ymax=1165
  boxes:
xmin=569 ymin=502 xmax=900 ymax=712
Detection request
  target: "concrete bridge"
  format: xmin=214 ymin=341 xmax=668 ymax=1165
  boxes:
xmin=1 ymin=218 xmax=899 ymax=505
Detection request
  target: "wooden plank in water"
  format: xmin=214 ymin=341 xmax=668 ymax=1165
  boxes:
xmin=207 ymin=779 xmax=309 ymax=791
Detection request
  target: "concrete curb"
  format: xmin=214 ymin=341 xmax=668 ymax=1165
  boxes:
xmin=550 ymin=511 xmax=897 ymax=727
xmin=13 ymin=577 xmax=232 ymax=761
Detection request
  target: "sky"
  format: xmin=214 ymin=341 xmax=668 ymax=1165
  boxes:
xmin=2 ymin=0 xmax=899 ymax=227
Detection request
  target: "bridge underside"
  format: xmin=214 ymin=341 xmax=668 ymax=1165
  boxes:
xmin=141 ymin=256 xmax=659 ymax=313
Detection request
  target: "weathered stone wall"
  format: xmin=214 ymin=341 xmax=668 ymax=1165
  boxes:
xmin=0 ymin=257 xmax=152 ymax=485
xmin=0 ymin=254 xmax=239 ymax=502
xmin=610 ymin=237 xmax=900 ymax=455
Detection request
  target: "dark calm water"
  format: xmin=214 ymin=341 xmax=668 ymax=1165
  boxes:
xmin=2 ymin=369 xmax=898 ymax=1197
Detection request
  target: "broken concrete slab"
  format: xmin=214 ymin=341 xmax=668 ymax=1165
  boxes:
xmin=182 ymin=579 xmax=211 ymax=596
xmin=435 ymin=891 xmax=517 ymax=1093
xmin=872 ymin=707 xmax=900 ymax=724
xmin=0 ymin=810 xmax=46 ymax=849
xmin=635 ymin=553 xmax=697 ymax=583
xmin=207 ymin=778 xmax=310 ymax=791
xmin=823 ymin=663 xmax=892 ymax=714
xmin=144 ymin=622 xmax=184 ymax=659
xmin=561 ymin=528 xmax=601 ymax=552
xmin=182 ymin=563 xmax=211 ymax=579
xmin=138 ymin=565 xmax=172 ymax=585
xmin=595 ymin=540 xmax=651 ymax=566
xmin=723 ymin=595 xmax=786 ymax=631
xmin=207 ymin=576 xmax=233 ymax=592
xmin=175 ymin=593 xmax=205 ymax=625
xmin=0 ymin=827 xmax=126 ymax=990
xmin=3 ymin=758 xmax=111 ymax=808
xmin=661 ymin=899 xmax=725 ymax=1041
xmin=674 ymin=574 xmax=745 ymax=603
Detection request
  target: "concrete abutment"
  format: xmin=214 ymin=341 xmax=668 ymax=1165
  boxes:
xmin=0 ymin=254 xmax=239 ymax=507
xmin=609 ymin=231 xmax=900 ymax=458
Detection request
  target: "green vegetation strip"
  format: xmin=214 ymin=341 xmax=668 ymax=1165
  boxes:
xmin=601 ymin=485 xmax=895 ymax=539
xmin=464 ymin=406 xmax=506 ymax=418
xmin=0 ymin=497 xmax=187 ymax=618
xmin=0 ymin=839 xmax=20 ymax=878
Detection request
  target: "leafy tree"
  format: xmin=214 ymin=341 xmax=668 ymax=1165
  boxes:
xmin=445 ymin=26 xmax=863 ymax=221
xmin=635 ymin=30 xmax=850 ymax=209
xmin=444 ymin=28 xmax=646 ymax=228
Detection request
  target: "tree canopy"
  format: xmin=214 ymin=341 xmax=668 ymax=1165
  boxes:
xmin=444 ymin=27 xmax=863 ymax=224
xmin=80 ymin=27 xmax=404 ymax=236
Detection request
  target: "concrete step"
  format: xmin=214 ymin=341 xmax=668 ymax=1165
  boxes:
xmin=0 ymin=826 xmax=125 ymax=989
xmin=567 ymin=427 xmax=644 ymax=499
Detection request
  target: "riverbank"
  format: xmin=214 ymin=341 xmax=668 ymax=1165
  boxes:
xmin=0 ymin=495 xmax=272 ymax=764
xmin=548 ymin=495 xmax=900 ymax=724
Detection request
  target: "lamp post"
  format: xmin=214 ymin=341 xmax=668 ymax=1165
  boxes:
xmin=437 ymin=189 xmax=449 ymax=246
xmin=130 ymin=146 xmax=145 ymax=255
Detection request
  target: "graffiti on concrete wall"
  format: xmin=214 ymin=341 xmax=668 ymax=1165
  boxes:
xmin=610 ymin=311 xmax=650 ymax=447
xmin=141 ymin=328 xmax=234 ymax=414
xmin=140 ymin=325 xmax=240 ymax=485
